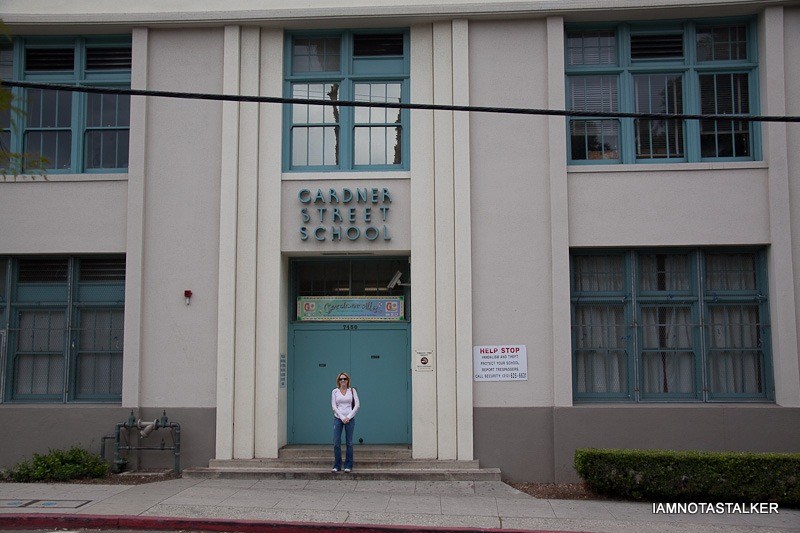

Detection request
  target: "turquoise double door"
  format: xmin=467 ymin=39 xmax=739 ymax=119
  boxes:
xmin=289 ymin=322 xmax=410 ymax=444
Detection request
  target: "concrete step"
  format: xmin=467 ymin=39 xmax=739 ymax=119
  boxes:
xmin=182 ymin=467 xmax=502 ymax=481
xmin=278 ymin=444 xmax=411 ymax=460
xmin=208 ymin=458 xmax=481 ymax=469
xmin=187 ymin=445 xmax=501 ymax=481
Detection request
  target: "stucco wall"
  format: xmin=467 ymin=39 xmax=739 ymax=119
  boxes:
xmin=568 ymin=166 xmax=770 ymax=247
xmin=469 ymin=19 xmax=555 ymax=409
xmin=138 ymin=28 xmax=224 ymax=408
xmin=0 ymin=179 xmax=127 ymax=254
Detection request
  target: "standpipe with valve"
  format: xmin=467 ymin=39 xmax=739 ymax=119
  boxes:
xmin=102 ymin=410 xmax=182 ymax=473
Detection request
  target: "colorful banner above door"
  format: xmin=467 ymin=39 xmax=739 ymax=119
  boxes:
xmin=297 ymin=296 xmax=404 ymax=321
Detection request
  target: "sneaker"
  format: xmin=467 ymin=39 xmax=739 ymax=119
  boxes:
xmin=344 ymin=468 xmax=351 ymax=473
xmin=332 ymin=467 xmax=339 ymax=472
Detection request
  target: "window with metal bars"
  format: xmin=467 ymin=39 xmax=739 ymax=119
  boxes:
xmin=1 ymin=36 xmax=131 ymax=174
xmin=291 ymin=258 xmax=409 ymax=320
xmin=284 ymin=30 xmax=409 ymax=171
xmin=565 ymin=19 xmax=758 ymax=164
xmin=570 ymin=248 xmax=772 ymax=402
xmin=0 ymin=255 xmax=125 ymax=403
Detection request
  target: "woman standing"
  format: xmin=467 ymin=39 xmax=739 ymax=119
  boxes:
xmin=331 ymin=372 xmax=360 ymax=473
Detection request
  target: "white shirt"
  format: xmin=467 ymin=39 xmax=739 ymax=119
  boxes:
xmin=331 ymin=387 xmax=360 ymax=420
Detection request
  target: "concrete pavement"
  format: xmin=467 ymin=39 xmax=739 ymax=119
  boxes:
xmin=0 ymin=478 xmax=798 ymax=532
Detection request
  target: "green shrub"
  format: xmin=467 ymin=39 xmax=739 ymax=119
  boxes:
xmin=575 ymin=448 xmax=800 ymax=507
xmin=4 ymin=446 xmax=108 ymax=482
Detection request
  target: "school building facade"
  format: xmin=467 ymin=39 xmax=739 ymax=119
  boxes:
xmin=0 ymin=0 xmax=798 ymax=481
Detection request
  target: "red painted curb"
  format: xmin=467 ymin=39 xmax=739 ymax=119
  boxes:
xmin=0 ymin=513 xmax=584 ymax=533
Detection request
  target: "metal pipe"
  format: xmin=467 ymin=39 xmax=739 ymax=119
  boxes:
xmin=100 ymin=435 xmax=115 ymax=460
xmin=109 ymin=411 xmax=182 ymax=474
xmin=173 ymin=423 xmax=181 ymax=474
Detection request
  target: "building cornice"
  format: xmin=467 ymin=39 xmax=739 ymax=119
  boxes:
xmin=1 ymin=0 xmax=789 ymax=26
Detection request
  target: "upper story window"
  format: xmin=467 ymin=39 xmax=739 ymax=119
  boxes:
xmin=284 ymin=31 xmax=409 ymax=172
xmin=565 ymin=20 xmax=758 ymax=164
xmin=1 ymin=36 xmax=131 ymax=174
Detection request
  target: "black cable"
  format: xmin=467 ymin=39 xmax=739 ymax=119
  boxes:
xmin=3 ymin=79 xmax=799 ymax=123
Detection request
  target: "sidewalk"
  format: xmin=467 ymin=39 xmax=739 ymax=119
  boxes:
xmin=1 ymin=478 xmax=798 ymax=532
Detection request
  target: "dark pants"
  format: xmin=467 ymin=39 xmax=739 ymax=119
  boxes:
xmin=333 ymin=417 xmax=355 ymax=470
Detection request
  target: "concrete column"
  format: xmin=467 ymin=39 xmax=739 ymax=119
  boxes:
xmin=232 ymin=26 xmax=261 ymax=459
xmin=433 ymin=20 xmax=457 ymax=460
xmin=452 ymin=19 xmax=474 ymax=461
xmin=255 ymin=27 xmax=285 ymax=458
xmin=546 ymin=17 xmax=572 ymax=408
xmin=215 ymin=25 xmax=240 ymax=460
xmin=122 ymin=26 xmax=149 ymax=409
xmin=760 ymin=7 xmax=800 ymax=406
xmin=410 ymin=24 xmax=438 ymax=459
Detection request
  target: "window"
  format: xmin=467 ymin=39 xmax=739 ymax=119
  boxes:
xmin=284 ymin=31 xmax=409 ymax=171
xmin=0 ymin=256 xmax=125 ymax=403
xmin=570 ymin=249 xmax=772 ymax=402
xmin=2 ymin=36 xmax=131 ymax=174
xmin=291 ymin=258 xmax=409 ymax=320
xmin=566 ymin=20 xmax=758 ymax=164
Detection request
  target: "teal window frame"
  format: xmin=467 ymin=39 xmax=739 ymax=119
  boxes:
xmin=570 ymin=247 xmax=773 ymax=403
xmin=565 ymin=18 xmax=760 ymax=165
xmin=3 ymin=35 xmax=131 ymax=174
xmin=0 ymin=256 xmax=126 ymax=403
xmin=283 ymin=30 xmax=410 ymax=172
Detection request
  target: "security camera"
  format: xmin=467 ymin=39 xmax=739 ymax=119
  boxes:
xmin=387 ymin=270 xmax=403 ymax=289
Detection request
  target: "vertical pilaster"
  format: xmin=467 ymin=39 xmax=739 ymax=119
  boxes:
xmin=452 ymin=19 xmax=474 ymax=461
xmin=255 ymin=27 xmax=285 ymax=458
xmin=410 ymin=23 xmax=438 ymax=459
xmin=546 ymin=17 xmax=572 ymax=408
xmin=215 ymin=25 xmax=240 ymax=460
xmin=433 ymin=21 xmax=457 ymax=460
xmin=761 ymin=7 xmax=800 ymax=406
xmin=233 ymin=26 xmax=261 ymax=459
xmin=122 ymin=27 xmax=148 ymax=409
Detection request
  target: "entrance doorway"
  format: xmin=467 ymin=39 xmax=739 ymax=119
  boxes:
xmin=288 ymin=259 xmax=411 ymax=445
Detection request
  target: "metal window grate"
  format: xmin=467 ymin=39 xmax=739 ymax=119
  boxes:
xmin=353 ymin=34 xmax=404 ymax=56
xmin=79 ymin=258 xmax=126 ymax=282
xmin=25 ymin=48 xmax=75 ymax=71
xmin=18 ymin=259 xmax=69 ymax=283
xmin=630 ymin=34 xmax=683 ymax=60
xmin=0 ymin=45 xmax=13 ymax=80
xmin=86 ymin=47 xmax=132 ymax=70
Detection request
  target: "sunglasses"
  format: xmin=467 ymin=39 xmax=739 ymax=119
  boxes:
xmin=338 ymin=377 xmax=348 ymax=381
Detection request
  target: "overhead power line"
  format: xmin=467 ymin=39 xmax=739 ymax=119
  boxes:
xmin=3 ymin=80 xmax=800 ymax=123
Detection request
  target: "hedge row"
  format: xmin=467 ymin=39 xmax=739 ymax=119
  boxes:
xmin=3 ymin=446 xmax=108 ymax=482
xmin=574 ymin=448 xmax=800 ymax=507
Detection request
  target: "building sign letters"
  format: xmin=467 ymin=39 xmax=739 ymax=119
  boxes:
xmin=473 ymin=345 xmax=528 ymax=381
xmin=298 ymin=187 xmax=392 ymax=243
